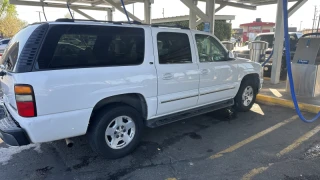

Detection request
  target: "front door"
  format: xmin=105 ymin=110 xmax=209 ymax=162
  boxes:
xmin=152 ymin=29 xmax=200 ymax=116
xmin=193 ymin=32 xmax=238 ymax=105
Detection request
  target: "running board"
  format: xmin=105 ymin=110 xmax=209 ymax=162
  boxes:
xmin=146 ymin=99 xmax=234 ymax=128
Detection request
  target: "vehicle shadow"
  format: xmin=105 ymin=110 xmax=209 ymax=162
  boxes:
xmin=49 ymin=104 xmax=291 ymax=179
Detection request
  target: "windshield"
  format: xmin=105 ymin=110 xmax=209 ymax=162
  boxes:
xmin=254 ymin=34 xmax=298 ymax=50
xmin=254 ymin=34 xmax=274 ymax=48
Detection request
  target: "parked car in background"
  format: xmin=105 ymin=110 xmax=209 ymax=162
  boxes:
xmin=0 ymin=39 xmax=10 ymax=59
xmin=0 ymin=19 xmax=262 ymax=158
xmin=234 ymin=32 xmax=302 ymax=79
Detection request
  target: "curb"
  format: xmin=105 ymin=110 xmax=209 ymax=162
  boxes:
xmin=256 ymin=94 xmax=320 ymax=114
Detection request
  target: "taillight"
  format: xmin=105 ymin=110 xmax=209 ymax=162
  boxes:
xmin=14 ymin=85 xmax=36 ymax=117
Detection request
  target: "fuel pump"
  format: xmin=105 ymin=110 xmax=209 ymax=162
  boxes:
xmin=285 ymin=33 xmax=320 ymax=97
xmin=282 ymin=0 xmax=320 ymax=123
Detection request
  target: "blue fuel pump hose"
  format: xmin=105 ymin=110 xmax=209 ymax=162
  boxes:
xmin=261 ymin=49 xmax=274 ymax=67
xmin=283 ymin=0 xmax=320 ymax=122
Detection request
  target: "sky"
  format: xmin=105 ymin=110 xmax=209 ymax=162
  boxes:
xmin=15 ymin=0 xmax=319 ymax=30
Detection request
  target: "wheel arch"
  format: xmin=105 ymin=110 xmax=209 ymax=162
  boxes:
xmin=241 ymin=73 xmax=260 ymax=91
xmin=89 ymin=93 xmax=148 ymax=125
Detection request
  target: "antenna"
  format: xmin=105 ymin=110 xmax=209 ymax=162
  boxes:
xmin=120 ymin=0 xmax=130 ymax=23
xmin=41 ymin=2 xmax=47 ymax=21
xmin=66 ymin=2 xmax=74 ymax=19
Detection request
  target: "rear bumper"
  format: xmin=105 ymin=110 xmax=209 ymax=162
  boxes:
xmin=0 ymin=105 xmax=31 ymax=146
xmin=4 ymin=102 xmax=92 ymax=143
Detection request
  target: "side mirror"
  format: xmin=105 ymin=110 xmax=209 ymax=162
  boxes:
xmin=228 ymin=51 xmax=235 ymax=59
xmin=233 ymin=51 xmax=238 ymax=58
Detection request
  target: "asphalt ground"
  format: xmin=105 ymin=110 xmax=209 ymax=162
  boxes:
xmin=1 ymin=103 xmax=320 ymax=180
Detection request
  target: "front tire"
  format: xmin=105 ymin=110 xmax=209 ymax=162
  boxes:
xmin=234 ymin=78 xmax=258 ymax=112
xmin=87 ymin=105 xmax=144 ymax=159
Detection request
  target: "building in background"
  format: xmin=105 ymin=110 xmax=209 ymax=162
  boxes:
xmin=152 ymin=15 xmax=235 ymax=41
xmin=272 ymin=27 xmax=297 ymax=32
xmin=288 ymin=27 xmax=297 ymax=32
xmin=302 ymin=29 xmax=320 ymax=34
xmin=240 ymin=18 xmax=275 ymax=42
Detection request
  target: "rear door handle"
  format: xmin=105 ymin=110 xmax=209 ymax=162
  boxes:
xmin=201 ymin=69 xmax=209 ymax=75
xmin=163 ymin=73 xmax=173 ymax=80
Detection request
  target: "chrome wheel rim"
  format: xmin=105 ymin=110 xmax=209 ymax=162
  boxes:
xmin=105 ymin=116 xmax=136 ymax=149
xmin=242 ymin=86 xmax=254 ymax=106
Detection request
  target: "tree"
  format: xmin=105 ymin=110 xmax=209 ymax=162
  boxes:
xmin=0 ymin=0 xmax=27 ymax=38
xmin=0 ymin=15 xmax=27 ymax=37
xmin=0 ymin=0 xmax=17 ymax=17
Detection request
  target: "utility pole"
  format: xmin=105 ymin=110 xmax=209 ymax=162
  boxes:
xmin=162 ymin=8 xmax=164 ymax=18
xmin=312 ymin=6 xmax=317 ymax=33
xmin=317 ymin=14 xmax=320 ymax=33
xmin=36 ymin=11 xmax=42 ymax=22
xmin=133 ymin=3 xmax=134 ymax=15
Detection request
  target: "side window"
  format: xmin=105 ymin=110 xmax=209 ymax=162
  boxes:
xmin=157 ymin=32 xmax=192 ymax=64
xmin=36 ymin=25 xmax=145 ymax=69
xmin=195 ymin=34 xmax=227 ymax=62
xmin=196 ymin=34 xmax=227 ymax=62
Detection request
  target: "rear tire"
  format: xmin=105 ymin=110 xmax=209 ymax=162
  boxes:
xmin=87 ymin=105 xmax=143 ymax=159
xmin=234 ymin=78 xmax=258 ymax=112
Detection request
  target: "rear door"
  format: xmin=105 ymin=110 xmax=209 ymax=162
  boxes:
xmin=0 ymin=25 xmax=39 ymax=109
xmin=151 ymin=28 xmax=200 ymax=116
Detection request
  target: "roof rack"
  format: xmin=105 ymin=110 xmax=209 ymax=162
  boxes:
xmin=55 ymin=18 xmax=144 ymax=25
xmin=55 ymin=19 xmax=190 ymax=30
xmin=151 ymin=24 xmax=190 ymax=30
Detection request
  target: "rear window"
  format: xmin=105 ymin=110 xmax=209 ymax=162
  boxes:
xmin=36 ymin=25 xmax=145 ymax=70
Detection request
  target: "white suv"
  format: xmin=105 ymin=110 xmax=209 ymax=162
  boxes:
xmin=0 ymin=19 xmax=262 ymax=158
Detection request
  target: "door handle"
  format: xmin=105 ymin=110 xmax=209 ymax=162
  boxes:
xmin=201 ymin=69 xmax=209 ymax=75
xmin=163 ymin=73 xmax=173 ymax=80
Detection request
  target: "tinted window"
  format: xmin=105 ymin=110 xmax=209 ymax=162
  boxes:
xmin=195 ymin=34 xmax=227 ymax=62
xmin=157 ymin=32 xmax=192 ymax=64
xmin=36 ymin=25 xmax=145 ymax=69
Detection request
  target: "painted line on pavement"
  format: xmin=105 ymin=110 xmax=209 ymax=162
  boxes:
xmin=209 ymin=115 xmax=298 ymax=159
xmin=277 ymin=124 xmax=320 ymax=157
xmin=241 ymin=164 xmax=273 ymax=180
